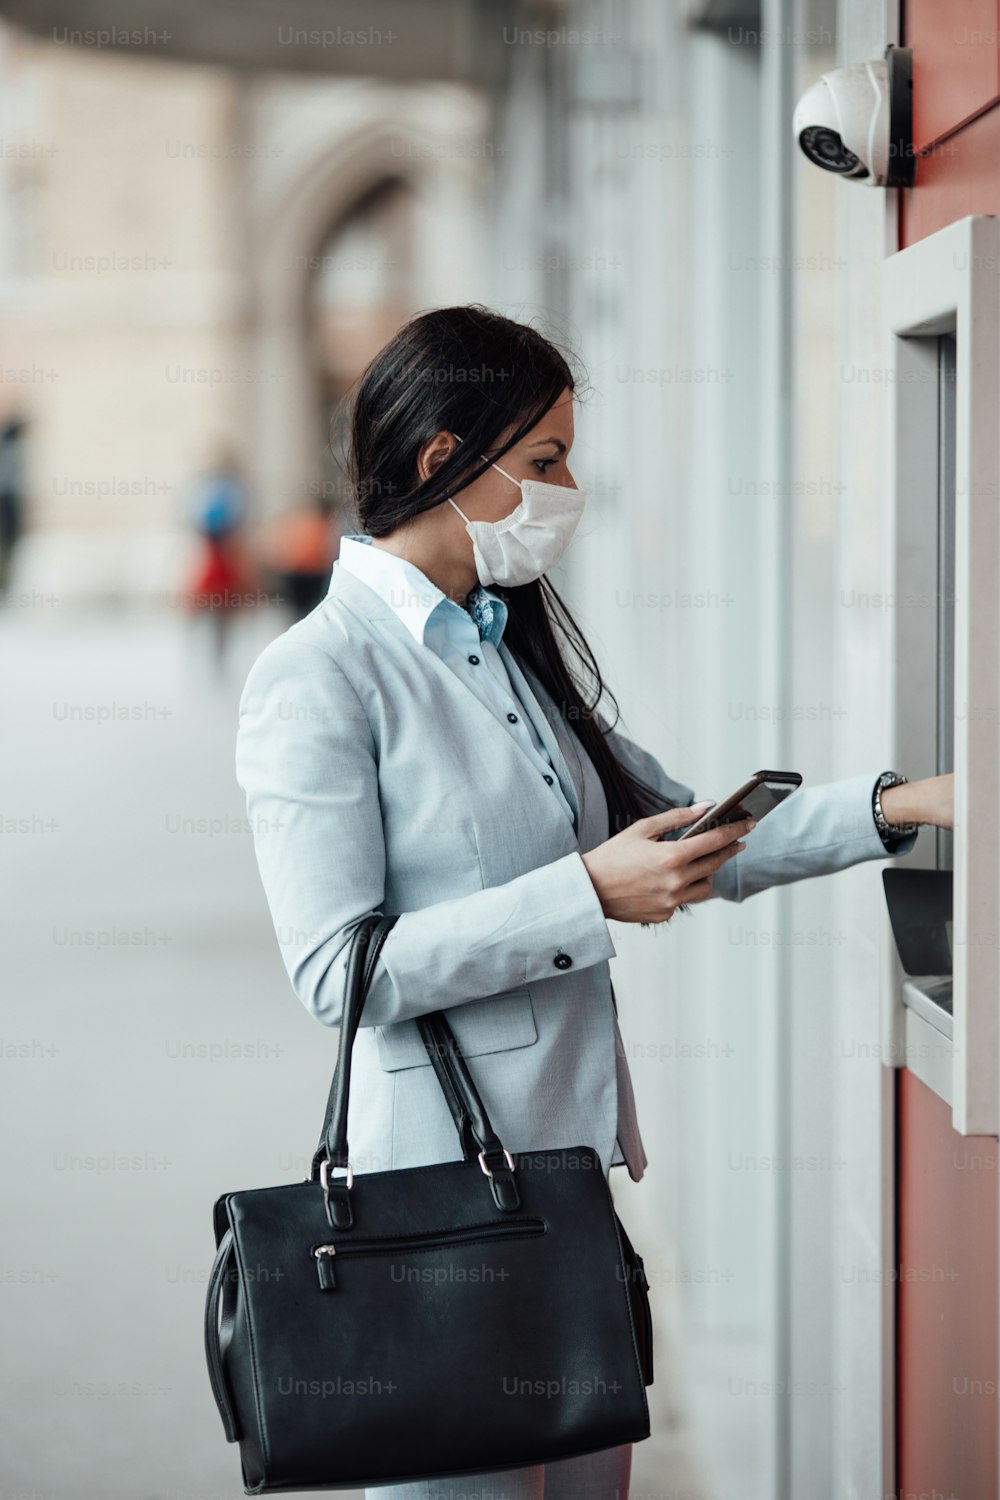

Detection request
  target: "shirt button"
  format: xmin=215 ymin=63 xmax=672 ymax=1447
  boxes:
xmin=543 ymin=774 xmax=554 ymax=785
xmin=506 ymin=712 xmax=518 ymax=723
xmin=553 ymin=952 xmax=573 ymax=970
xmin=468 ymin=654 xmax=480 ymax=665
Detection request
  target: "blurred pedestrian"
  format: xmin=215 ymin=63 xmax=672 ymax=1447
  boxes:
xmin=0 ymin=415 xmax=27 ymax=600
xmin=256 ymin=498 xmax=338 ymax=623
xmin=183 ymin=447 xmax=256 ymax=672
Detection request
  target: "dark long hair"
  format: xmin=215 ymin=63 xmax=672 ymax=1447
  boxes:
xmin=345 ymin=304 xmax=689 ymax=861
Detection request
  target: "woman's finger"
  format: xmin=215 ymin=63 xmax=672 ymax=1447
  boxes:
xmin=681 ymin=837 xmax=747 ymax=884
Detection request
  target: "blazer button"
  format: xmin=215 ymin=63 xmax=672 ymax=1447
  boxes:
xmin=553 ymin=952 xmax=573 ymax=970
xmin=468 ymin=654 xmax=480 ymax=665
xmin=543 ymin=774 xmax=554 ymax=785
xmin=507 ymin=712 xmax=518 ymax=723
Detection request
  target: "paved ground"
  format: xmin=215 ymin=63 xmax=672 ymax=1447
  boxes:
xmin=1 ymin=603 xmax=710 ymax=1499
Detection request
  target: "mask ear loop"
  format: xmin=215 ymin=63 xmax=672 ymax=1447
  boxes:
xmin=445 ymin=433 xmax=522 ymax=521
xmin=444 ymin=433 xmax=469 ymax=523
xmin=451 ymin=431 xmax=521 ymax=489
xmin=486 ymin=459 xmax=521 ymax=491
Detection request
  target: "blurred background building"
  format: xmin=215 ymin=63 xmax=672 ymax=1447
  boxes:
xmin=2 ymin=1 xmax=996 ymax=1497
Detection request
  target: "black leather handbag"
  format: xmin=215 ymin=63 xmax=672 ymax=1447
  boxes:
xmin=205 ymin=913 xmax=654 ymax=1493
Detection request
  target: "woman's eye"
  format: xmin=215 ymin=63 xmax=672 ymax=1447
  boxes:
xmin=533 ymin=458 xmax=558 ymax=474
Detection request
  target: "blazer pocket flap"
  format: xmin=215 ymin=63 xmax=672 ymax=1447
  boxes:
xmin=374 ymin=990 xmax=538 ymax=1073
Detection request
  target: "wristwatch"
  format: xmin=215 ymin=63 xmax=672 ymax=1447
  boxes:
xmin=872 ymin=770 xmax=919 ymax=848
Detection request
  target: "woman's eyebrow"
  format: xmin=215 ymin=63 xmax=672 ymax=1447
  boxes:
xmin=528 ymin=437 xmax=567 ymax=452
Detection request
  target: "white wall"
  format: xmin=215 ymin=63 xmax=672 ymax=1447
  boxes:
xmin=496 ymin=0 xmax=781 ymax=1492
xmin=494 ymin=0 xmax=897 ymax=1496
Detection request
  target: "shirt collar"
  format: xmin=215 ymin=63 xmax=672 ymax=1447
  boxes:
xmin=336 ymin=534 xmax=508 ymax=647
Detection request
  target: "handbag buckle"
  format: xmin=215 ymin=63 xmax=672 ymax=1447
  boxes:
xmin=320 ymin=1158 xmax=354 ymax=1192
xmin=478 ymin=1147 xmax=515 ymax=1178
xmin=320 ymin=1158 xmax=355 ymax=1230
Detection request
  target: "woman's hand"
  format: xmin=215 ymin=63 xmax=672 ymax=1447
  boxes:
xmin=581 ymin=801 xmax=755 ymax=925
xmin=881 ymin=772 xmax=954 ymax=831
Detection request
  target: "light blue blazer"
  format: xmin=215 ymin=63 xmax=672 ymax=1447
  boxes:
xmin=235 ymin=561 xmax=916 ymax=1183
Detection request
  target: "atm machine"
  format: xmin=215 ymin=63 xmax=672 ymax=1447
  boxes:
xmin=881 ymin=214 xmax=1000 ymax=1137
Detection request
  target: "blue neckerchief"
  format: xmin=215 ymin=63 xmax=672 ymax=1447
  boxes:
xmin=466 ymin=585 xmax=499 ymax=643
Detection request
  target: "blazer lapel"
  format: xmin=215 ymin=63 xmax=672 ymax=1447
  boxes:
xmin=327 ymin=563 xmax=583 ymax=837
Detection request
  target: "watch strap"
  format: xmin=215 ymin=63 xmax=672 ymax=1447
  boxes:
xmin=873 ymin=770 xmax=919 ymax=846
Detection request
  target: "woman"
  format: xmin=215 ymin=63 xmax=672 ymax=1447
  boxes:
xmin=235 ymin=305 xmax=952 ymax=1500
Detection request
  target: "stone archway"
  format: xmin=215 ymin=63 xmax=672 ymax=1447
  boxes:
xmin=246 ymin=82 xmax=490 ymax=522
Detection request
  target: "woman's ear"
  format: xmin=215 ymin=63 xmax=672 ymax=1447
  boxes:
xmin=416 ymin=430 xmax=459 ymax=485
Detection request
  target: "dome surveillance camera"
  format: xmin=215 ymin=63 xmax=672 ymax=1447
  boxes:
xmin=792 ymin=44 xmax=914 ymax=187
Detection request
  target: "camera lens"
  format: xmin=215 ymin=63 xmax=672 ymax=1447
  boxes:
xmin=798 ymin=126 xmax=867 ymax=177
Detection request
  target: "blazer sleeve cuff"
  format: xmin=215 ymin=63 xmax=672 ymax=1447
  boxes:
xmin=519 ymin=850 xmax=619 ymax=980
xmin=712 ymin=769 xmax=919 ymax=903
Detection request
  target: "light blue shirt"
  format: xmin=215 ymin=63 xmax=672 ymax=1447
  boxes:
xmin=336 ymin=535 xmax=579 ymax=827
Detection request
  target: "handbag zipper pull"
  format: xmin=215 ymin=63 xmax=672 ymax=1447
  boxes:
xmin=314 ymin=1244 xmax=337 ymax=1291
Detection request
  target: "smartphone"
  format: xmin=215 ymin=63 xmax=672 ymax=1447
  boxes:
xmin=657 ymin=769 xmax=803 ymax=842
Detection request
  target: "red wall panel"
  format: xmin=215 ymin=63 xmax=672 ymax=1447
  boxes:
xmin=900 ymin=99 xmax=1000 ymax=245
xmin=907 ymin=0 xmax=1000 ymax=150
xmin=897 ymin=1069 xmax=998 ymax=1496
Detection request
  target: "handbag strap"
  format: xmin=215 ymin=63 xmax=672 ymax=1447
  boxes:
xmin=309 ymin=913 xmax=520 ymax=1224
xmin=204 ymin=1228 xmax=240 ymax=1443
xmin=417 ymin=1010 xmax=520 ymax=1210
xmin=413 ymin=1014 xmax=480 ymax=1163
xmin=309 ymin=914 xmax=397 ymax=1181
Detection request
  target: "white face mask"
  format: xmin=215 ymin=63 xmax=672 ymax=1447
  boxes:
xmin=446 ymin=443 xmax=587 ymax=588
